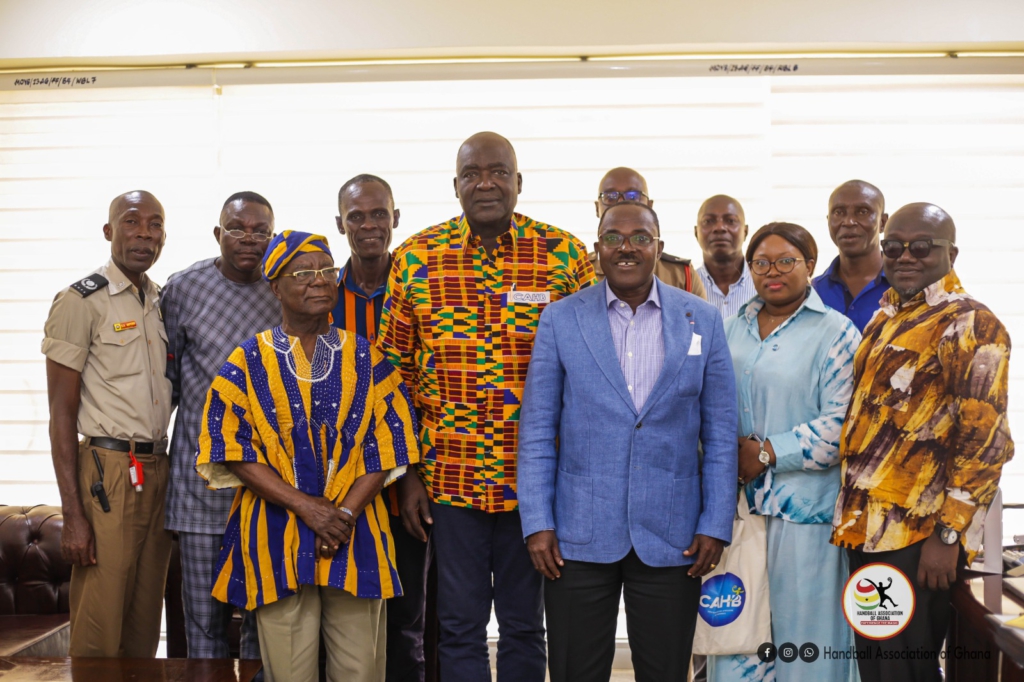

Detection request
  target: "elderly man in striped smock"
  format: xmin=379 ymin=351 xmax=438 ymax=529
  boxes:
xmin=196 ymin=231 xmax=420 ymax=682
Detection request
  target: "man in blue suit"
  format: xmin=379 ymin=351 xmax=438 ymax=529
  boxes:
xmin=519 ymin=201 xmax=738 ymax=682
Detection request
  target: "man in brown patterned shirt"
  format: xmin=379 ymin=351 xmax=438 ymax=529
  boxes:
xmin=831 ymin=202 xmax=1013 ymax=682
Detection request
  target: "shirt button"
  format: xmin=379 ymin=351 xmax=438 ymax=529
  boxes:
xmin=628 ymin=385 xmax=633 ymax=391
xmin=744 ymin=370 xmax=750 ymax=375
xmin=744 ymin=408 xmax=750 ymax=412
xmin=619 ymin=302 xmax=625 ymax=308
xmin=630 ymin=321 xmax=634 ymax=326
xmin=148 ymin=340 xmax=152 ymax=345
xmin=154 ymin=400 xmax=159 ymax=405
xmin=628 ymin=352 xmax=633 ymax=358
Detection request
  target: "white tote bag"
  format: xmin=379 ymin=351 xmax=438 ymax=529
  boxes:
xmin=691 ymin=494 xmax=772 ymax=655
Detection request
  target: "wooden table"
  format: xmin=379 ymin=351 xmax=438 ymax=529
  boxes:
xmin=0 ymin=615 xmax=70 ymax=657
xmin=949 ymin=571 xmax=1024 ymax=681
xmin=0 ymin=657 xmax=262 ymax=681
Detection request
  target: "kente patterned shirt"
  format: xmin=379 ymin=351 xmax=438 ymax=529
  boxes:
xmin=195 ymin=327 xmax=419 ymax=609
xmin=831 ymin=270 xmax=1013 ymax=559
xmin=378 ymin=213 xmax=596 ymax=513
xmin=725 ymin=289 xmax=861 ymax=524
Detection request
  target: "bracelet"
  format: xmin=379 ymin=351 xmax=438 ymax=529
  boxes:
xmin=340 ymin=506 xmax=356 ymax=528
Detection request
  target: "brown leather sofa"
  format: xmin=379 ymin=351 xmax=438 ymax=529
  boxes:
xmin=0 ymin=505 xmax=70 ymax=615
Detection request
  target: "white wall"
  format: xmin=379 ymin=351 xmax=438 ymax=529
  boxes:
xmin=1 ymin=0 xmax=1024 ymax=68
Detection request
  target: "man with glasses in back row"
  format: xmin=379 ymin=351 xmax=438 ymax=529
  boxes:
xmin=590 ymin=167 xmax=706 ymax=299
xmin=161 ymin=191 xmax=280 ymax=663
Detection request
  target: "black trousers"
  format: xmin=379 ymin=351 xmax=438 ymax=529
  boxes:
xmin=848 ymin=541 xmax=961 ymax=682
xmin=386 ymin=511 xmax=433 ymax=682
xmin=545 ymin=548 xmax=702 ymax=682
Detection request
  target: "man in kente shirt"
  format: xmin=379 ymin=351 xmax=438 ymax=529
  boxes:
xmin=196 ymin=231 xmax=420 ymax=682
xmin=379 ymin=132 xmax=595 ymax=681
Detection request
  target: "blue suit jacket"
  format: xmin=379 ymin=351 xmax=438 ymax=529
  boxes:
xmin=518 ymin=279 xmax=738 ymax=567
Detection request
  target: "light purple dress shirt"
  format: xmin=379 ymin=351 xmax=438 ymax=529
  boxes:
xmin=605 ymin=278 xmax=665 ymax=411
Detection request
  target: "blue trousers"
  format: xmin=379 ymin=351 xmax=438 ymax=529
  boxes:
xmin=430 ymin=503 xmax=545 ymax=682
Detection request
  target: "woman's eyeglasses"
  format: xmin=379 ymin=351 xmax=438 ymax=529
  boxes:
xmin=749 ymin=257 xmax=805 ymax=275
xmin=880 ymin=238 xmax=954 ymax=259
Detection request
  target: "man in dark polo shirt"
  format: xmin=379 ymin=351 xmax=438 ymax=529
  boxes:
xmin=813 ymin=179 xmax=890 ymax=331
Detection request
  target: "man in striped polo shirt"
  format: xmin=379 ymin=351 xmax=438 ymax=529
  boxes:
xmin=332 ymin=174 xmax=432 ymax=682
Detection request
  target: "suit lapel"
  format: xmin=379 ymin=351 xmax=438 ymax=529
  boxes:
xmin=575 ymin=283 xmax=638 ymax=415
xmin=638 ymin=280 xmax=692 ymax=420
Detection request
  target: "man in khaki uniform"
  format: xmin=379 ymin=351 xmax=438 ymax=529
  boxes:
xmin=589 ymin=167 xmax=706 ymax=299
xmin=42 ymin=190 xmax=173 ymax=657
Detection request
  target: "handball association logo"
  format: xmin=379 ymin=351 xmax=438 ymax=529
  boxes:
xmin=842 ymin=563 xmax=915 ymax=639
xmin=699 ymin=573 xmax=746 ymax=627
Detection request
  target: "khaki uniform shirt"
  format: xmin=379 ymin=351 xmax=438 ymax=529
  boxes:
xmin=42 ymin=259 xmax=172 ymax=442
xmin=588 ymin=251 xmax=707 ymax=300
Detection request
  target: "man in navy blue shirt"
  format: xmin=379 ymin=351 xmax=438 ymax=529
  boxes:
xmin=812 ymin=180 xmax=890 ymax=331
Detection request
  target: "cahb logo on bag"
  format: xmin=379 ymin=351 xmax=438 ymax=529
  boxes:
xmin=699 ymin=573 xmax=745 ymax=627
xmin=842 ymin=563 xmax=915 ymax=639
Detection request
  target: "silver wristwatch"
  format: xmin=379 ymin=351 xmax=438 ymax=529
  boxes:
xmin=748 ymin=434 xmax=771 ymax=466
xmin=936 ymin=524 xmax=960 ymax=546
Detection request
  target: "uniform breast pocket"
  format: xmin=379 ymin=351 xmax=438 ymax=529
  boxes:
xmin=98 ymin=326 xmax=142 ymax=378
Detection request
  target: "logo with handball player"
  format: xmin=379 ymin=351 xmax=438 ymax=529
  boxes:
xmin=842 ymin=563 xmax=915 ymax=639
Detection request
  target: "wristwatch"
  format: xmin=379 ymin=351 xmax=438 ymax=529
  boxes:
xmin=936 ymin=524 xmax=960 ymax=546
xmin=748 ymin=435 xmax=771 ymax=466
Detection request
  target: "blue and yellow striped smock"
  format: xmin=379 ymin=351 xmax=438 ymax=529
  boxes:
xmin=196 ymin=326 xmax=419 ymax=610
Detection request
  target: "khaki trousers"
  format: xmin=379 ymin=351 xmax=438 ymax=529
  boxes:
xmin=69 ymin=442 xmax=172 ymax=657
xmin=256 ymin=585 xmax=386 ymax=682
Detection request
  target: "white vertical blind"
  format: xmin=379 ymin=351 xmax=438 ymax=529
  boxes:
xmin=1 ymin=74 xmax=1022 ymax=525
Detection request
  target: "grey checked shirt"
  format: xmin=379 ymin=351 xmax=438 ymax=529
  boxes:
xmin=162 ymin=258 xmax=281 ymax=534
xmin=605 ymin=278 xmax=664 ymax=411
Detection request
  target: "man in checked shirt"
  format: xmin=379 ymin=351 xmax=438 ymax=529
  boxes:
xmin=161 ymin=191 xmax=280 ymax=663
xmin=379 ymin=132 xmax=596 ymax=681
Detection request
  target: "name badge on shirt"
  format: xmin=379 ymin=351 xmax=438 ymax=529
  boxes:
xmin=113 ymin=321 xmax=137 ymax=332
xmin=509 ymin=290 xmax=551 ymax=305
xmin=688 ymin=333 xmax=702 ymax=356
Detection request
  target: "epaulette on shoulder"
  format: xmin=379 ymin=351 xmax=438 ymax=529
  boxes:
xmin=660 ymin=253 xmax=692 ymax=266
xmin=69 ymin=274 xmax=108 ymax=297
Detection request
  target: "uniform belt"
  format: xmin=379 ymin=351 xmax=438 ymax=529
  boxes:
xmin=86 ymin=437 xmax=166 ymax=455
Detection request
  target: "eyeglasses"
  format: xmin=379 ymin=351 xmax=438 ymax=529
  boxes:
xmin=280 ymin=267 xmax=341 ymax=284
xmin=880 ymin=238 xmax=954 ymax=259
xmin=749 ymin=257 xmax=805 ymax=275
xmin=598 ymin=190 xmax=649 ymax=205
xmin=599 ymin=233 xmax=656 ymax=248
xmin=222 ymin=228 xmax=273 ymax=242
